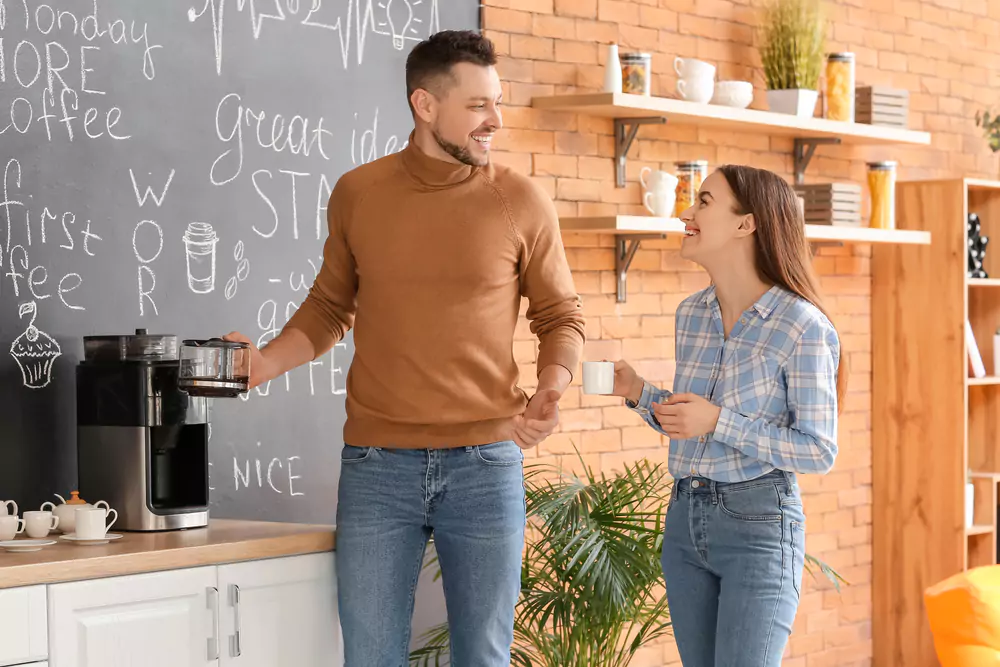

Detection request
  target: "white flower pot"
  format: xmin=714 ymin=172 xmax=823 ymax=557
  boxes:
xmin=766 ymin=89 xmax=819 ymax=117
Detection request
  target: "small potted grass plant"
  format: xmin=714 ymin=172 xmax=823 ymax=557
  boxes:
xmin=976 ymin=109 xmax=1000 ymax=177
xmin=758 ymin=0 xmax=827 ymax=116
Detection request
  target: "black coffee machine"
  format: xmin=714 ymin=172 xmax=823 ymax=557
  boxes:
xmin=76 ymin=329 xmax=211 ymax=531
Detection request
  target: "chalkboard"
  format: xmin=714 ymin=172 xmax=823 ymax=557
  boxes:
xmin=0 ymin=0 xmax=481 ymax=524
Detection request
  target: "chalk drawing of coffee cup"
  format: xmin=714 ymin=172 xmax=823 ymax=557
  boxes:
xmin=184 ymin=222 xmax=218 ymax=294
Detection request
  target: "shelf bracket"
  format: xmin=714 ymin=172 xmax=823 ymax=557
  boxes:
xmin=793 ymin=137 xmax=841 ymax=185
xmin=615 ymin=117 xmax=667 ymax=188
xmin=616 ymin=234 xmax=663 ymax=303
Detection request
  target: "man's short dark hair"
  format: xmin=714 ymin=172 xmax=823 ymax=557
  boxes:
xmin=405 ymin=30 xmax=497 ymax=114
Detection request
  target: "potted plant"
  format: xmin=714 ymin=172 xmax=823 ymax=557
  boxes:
xmin=976 ymin=108 xmax=1000 ymax=176
xmin=410 ymin=455 xmax=846 ymax=666
xmin=758 ymin=0 xmax=827 ymax=116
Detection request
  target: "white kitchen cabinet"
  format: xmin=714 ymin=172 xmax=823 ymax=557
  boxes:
xmin=47 ymin=567 xmax=220 ymax=667
xmin=42 ymin=553 xmax=339 ymax=667
xmin=0 ymin=585 xmax=47 ymax=666
xmin=217 ymin=552 xmax=340 ymax=666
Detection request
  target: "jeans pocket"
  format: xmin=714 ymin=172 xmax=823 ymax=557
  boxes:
xmin=790 ymin=520 xmax=805 ymax=598
xmin=474 ymin=440 xmax=524 ymax=466
xmin=718 ymin=484 xmax=783 ymax=522
xmin=341 ymin=444 xmax=376 ymax=463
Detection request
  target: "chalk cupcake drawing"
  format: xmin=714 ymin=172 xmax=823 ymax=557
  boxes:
xmin=10 ymin=301 xmax=61 ymax=389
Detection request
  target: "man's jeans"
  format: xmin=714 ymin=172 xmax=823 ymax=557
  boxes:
xmin=335 ymin=441 xmax=526 ymax=667
xmin=661 ymin=469 xmax=806 ymax=666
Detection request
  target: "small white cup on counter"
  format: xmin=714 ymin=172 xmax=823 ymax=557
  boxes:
xmin=75 ymin=507 xmax=118 ymax=540
xmin=23 ymin=510 xmax=59 ymax=539
xmin=0 ymin=515 xmax=25 ymax=541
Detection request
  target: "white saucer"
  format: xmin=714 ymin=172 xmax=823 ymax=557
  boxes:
xmin=0 ymin=539 xmax=56 ymax=552
xmin=60 ymin=533 xmax=123 ymax=546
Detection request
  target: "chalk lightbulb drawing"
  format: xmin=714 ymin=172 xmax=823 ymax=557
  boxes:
xmin=382 ymin=0 xmax=414 ymax=50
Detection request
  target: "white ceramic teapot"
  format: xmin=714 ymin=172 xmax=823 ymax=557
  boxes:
xmin=41 ymin=491 xmax=110 ymax=535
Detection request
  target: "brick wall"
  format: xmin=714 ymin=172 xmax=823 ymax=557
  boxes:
xmin=488 ymin=0 xmax=1000 ymax=664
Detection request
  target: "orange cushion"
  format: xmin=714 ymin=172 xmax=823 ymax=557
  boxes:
xmin=925 ymin=565 xmax=1000 ymax=666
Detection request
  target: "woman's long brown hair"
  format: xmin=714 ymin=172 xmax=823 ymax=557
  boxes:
xmin=717 ymin=164 xmax=849 ymax=412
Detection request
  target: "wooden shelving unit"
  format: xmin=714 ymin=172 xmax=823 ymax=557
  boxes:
xmin=531 ymin=92 xmax=931 ymax=186
xmin=873 ymin=178 xmax=1000 ymax=667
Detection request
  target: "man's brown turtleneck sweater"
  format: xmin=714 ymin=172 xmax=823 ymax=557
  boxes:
xmin=285 ymin=138 xmax=586 ymax=448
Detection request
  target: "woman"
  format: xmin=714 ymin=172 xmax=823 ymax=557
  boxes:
xmin=612 ymin=164 xmax=846 ymax=666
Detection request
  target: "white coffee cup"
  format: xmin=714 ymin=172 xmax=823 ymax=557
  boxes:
xmin=582 ymin=361 xmax=615 ymax=395
xmin=640 ymin=167 xmax=677 ymax=192
xmin=645 ymin=189 xmax=677 ymax=217
xmin=677 ymin=78 xmax=715 ymax=104
xmin=75 ymin=507 xmax=118 ymax=540
xmin=674 ymin=57 xmax=716 ymax=81
xmin=0 ymin=515 xmax=24 ymax=541
xmin=23 ymin=510 xmax=58 ymax=539
xmin=0 ymin=500 xmax=17 ymax=517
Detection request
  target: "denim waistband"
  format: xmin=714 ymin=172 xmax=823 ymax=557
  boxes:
xmin=673 ymin=469 xmax=797 ymax=496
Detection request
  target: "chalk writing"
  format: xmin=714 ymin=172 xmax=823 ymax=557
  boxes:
xmin=129 ymin=168 xmax=175 ymax=208
xmin=1 ymin=159 xmax=91 ymax=311
xmin=0 ymin=0 xmax=163 ymax=80
xmin=243 ymin=108 xmax=403 ymax=241
xmin=211 ymin=92 xmax=332 ymax=186
xmin=129 ymin=168 xmax=175 ymax=314
xmin=237 ymin=297 xmax=349 ymax=398
xmin=233 ymin=442 xmax=304 ymax=495
xmin=0 ymin=38 xmax=132 ymax=141
xmin=132 ymin=220 xmax=161 ymax=316
xmin=352 ymin=106 xmax=406 ymax=166
xmin=188 ymin=0 xmax=439 ymax=74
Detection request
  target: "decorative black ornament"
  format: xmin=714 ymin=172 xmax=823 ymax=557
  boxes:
xmin=968 ymin=213 xmax=989 ymax=279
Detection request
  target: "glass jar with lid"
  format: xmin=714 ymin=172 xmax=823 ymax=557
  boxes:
xmin=620 ymin=52 xmax=652 ymax=95
xmin=674 ymin=160 xmax=709 ymax=217
xmin=826 ymin=53 xmax=855 ymax=122
xmin=867 ymin=161 xmax=896 ymax=229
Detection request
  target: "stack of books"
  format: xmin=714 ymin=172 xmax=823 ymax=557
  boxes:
xmin=793 ymin=183 xmax=862 ymax=227
xmin=855 ymin=86 xmax=909 ymax=128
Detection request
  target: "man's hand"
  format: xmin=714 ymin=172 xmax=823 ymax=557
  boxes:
xmin=223 ymin=331 xmax=272 ymax=389
xmin=513 ymin=388 xmax=561 ymax=450
xmin=652 ymin=393 xmax=722 ymax=440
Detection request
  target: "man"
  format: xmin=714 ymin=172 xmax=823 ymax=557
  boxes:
xmin=224 ymin=29 xmax=585 ymax=666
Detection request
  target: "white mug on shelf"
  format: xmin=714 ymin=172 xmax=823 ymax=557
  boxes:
xmin=644 ymin=189 xmax=677 ymax=218
xmin=75 ymin=506 xmax=118 ymax=540
xmin=677 ymin=78 xmax=715 ymax=104
xmin=640 ymin=167 xmax=678 ymax=193
xmin=673 ymin=57 xmax=716 ymax=81
xmin=0 ymin=515 xmax=24 ymax=541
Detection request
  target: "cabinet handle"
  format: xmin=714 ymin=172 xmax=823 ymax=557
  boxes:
xmin=207 ymin=586 xmax=220 ymax=661
xmin=229 ymin=583 xmax=242 ymax=658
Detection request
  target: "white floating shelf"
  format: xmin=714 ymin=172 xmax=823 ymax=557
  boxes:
xmin=559 ymin=215 xmax=931 ymax=245
xmin=532 ymin=92 xmax=931 ymax=146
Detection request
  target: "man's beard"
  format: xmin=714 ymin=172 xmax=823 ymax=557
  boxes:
xmin=433 ymin=129 xmax=485 ymax=167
